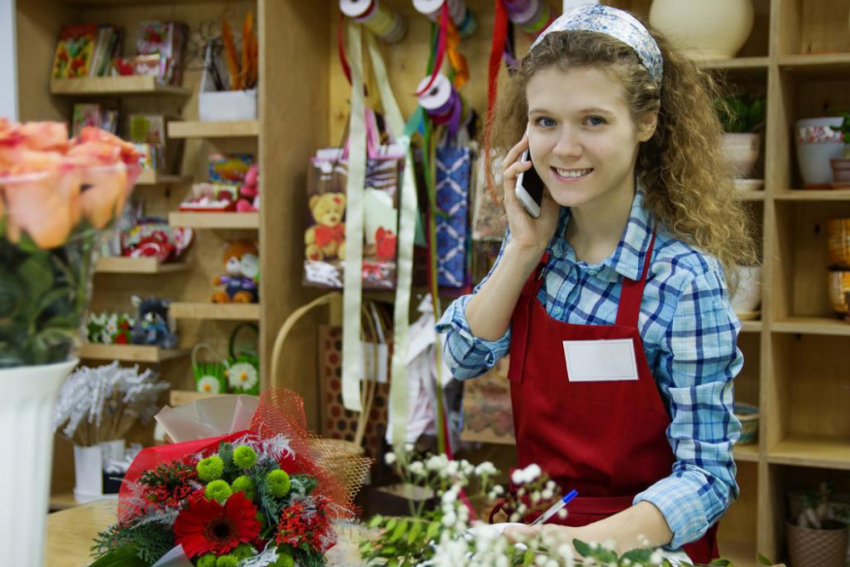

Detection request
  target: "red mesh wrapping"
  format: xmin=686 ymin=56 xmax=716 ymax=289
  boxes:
xmin=119 ymin=388 xmax=371 ymax=523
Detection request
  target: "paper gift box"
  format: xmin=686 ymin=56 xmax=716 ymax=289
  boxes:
xmin=318 ymin=325 xmax=390 ymax=459
xmin=460 ymin=355 xmax=515 ymax=445
xmin=304 ymin=150 xmax=403 ymax=290
xmin=436 ymin=146 xmax=472 ymax=288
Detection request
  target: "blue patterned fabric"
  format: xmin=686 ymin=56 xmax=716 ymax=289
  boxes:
xmin=435 ymin=189 xmax=742 ymax=549
xmin=435 ymin=146 xmax=471 ymax=288
xmin=531 ymin=5 xmax=663 ymax=88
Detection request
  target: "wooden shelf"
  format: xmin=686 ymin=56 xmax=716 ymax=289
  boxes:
xmin=50 ymin=76 xmax=191 ymax=97
xmin=135 ymin=170 xmax=192 ymax=187
xmin=698 ymin=56 xmax=769 ymax=76
xmin=772 ymin=317 xmax=850 ymax=336
xmin=717 ymin=541 xmax=757 ymax=567
xmin=80 ymin=343 xmax=189 ymax=362
xmin=776 ymin=189 xmax=850 ymax=201
xmin=167 ymin=120 xmax=259 ymax=139
xmin=768 ymin=434 xmax=850 ymax=470
xmin=95 ymin=257 xmax=189 ymax=274
xmin=169 ymin=302 xmax=260 ymax=321
xmin=734 ymin=443 xmax=760 ymax=463
xmin=736 ymin=192 xmax=765 ymax=201
xmin=169 ymin=212 xmax=259 ymax=229
xmin=779 ymin=53 xmax=850 ymax=77
xmin=740 ymin=321 xmax=763 ymax=333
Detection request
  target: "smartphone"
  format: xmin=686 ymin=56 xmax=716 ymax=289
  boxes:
xmin=515 ymin=147 xmax=545 ymax=219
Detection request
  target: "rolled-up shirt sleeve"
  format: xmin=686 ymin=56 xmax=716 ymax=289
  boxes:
xmin=634 ymin=268 xmax=743 ymax=550
xmin=435 ymin=235 xmax=512 ymax=380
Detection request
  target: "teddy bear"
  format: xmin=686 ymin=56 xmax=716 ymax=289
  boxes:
xmin=305 ymin=193 xmax=346 ymax=262
xmin=212 ymin=240 xmax=259 ymax=303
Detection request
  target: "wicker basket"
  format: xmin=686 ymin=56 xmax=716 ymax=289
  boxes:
xmin=827 ymin=219 xmax=850 ymax=268
xmin=828 ymin=270 xmax=850 ymax=315
xmin=734 ymin=402 xmax=759 ymax=445
xmin=787 ymin=521 xmax=849 ymax=567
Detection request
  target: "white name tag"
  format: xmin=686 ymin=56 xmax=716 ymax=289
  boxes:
xmin=563 ymin=339 xmax=639 ymax=382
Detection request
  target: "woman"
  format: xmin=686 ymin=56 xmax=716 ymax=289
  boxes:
xmin=435 ymin=5 xmax=756 ymax=562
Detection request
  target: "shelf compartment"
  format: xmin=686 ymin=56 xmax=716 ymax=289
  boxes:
xmin=167 ymin=120 xmax=259 ymax=139
xmin=169 ymin=212 xmax=259 ymax=230
xmin=779 ymin=53 xmax=850 ymax=77
xmin=95 ymin=257 xmax=189 ymax=274
xmin=80 ymin=344 xmax=190 ymax=362
xmin=734 ymin=444 xmax=760 ymax=463
xmin=769 ymin=435 xmax=850 ymax=470
xmin=135 ymin=171 xmax=192 ymax=187
xmin=169 ymin=302 xmax=260 ymax=321
xmin=772 ymin=317 xmax=850 ymax=335
xmin=50 ymin=76 xmax=191 ymax=97
xmin=740 ymin=321 xmax=763 ymax=333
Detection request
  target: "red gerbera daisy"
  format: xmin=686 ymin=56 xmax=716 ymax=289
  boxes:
xmin=173 ymin=491 xmax=261 ymax=558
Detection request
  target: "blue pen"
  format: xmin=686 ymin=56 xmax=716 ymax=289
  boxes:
xmin=529 ymin=489 xmax=579 ymax=526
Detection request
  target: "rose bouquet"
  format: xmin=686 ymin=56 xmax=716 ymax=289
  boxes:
xmin=0 ymin=119 xmax=141 ymax=367
xmin=89 ymin=390 xmax=370 ymax=567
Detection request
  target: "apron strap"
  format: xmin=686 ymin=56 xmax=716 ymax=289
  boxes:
xmin=507 ymin=253 xmax=549 ymax=384
xmin=615 ymin=230 xmax=657 ymax=329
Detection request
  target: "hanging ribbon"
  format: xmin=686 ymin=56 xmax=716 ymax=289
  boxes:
xmin=341 ymin=22 xmax=367 ymax=412
xmin=365 ymin=33 xmax=420 ymax=449
xmin=483 ymin=0 xmax=510 ymax=209
xmin=445 ymin=9 xmax=469 ymax=90
xmin=415 ymin=2 xmax=449 ymax=96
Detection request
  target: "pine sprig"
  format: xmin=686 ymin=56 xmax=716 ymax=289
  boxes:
xmin=92 ymin=519 xmax=174 ymax=566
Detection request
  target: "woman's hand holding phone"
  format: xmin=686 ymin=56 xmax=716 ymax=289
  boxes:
xmin=502 ymin=132 xmax=560 ymax=257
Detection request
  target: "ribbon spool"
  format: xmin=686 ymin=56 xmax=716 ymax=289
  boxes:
xmin=417 ymin=73 xmax=467 ymax=140
xmin=504 ymin=0 xmax=553 ymax=36
xmin=341 ymin=0 xmax=408 ymax=44
xmin=413 ymin=0 xmax=478 ymax=38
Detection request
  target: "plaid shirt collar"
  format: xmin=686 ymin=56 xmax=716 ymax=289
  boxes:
xmin=547 ymin=188 xmax=655 ymax=282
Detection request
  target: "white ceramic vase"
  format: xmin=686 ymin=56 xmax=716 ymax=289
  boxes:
xmin=723 ymin=133 xmax=762 ymax=178
xmin=649 ymin=0 xmax=755 ymax=61
xmin=0 ymin=359 xmax=78 ymax=567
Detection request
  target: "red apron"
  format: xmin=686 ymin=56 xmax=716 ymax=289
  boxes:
xmin=502 ymin=232 xmax=719 ymax=563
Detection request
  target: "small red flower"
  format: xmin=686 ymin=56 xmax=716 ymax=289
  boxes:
xmin=174 ymin=491 xmax=261 ymax=558
xmin=275 ymin=497 xmax=336 ymax=553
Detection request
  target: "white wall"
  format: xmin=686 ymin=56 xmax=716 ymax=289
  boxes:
xmin=0 ymin=0 xmax=17 ymax=120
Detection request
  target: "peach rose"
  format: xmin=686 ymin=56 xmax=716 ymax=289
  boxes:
xmin=79 ymin=162 xmax=128 ymax=229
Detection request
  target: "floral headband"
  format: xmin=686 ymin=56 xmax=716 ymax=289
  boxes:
xmin=530 ymin=5 xmax=663 ymax=88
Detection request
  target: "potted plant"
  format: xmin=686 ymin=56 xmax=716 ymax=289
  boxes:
xmin=830 ymin=112 xmax=850 ymax=183
xmin=716 ymin=92 xmax=766 ymax=181
xmin=787 ymin=482 xmax=849 ymax=567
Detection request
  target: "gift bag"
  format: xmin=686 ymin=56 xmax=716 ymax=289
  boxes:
xmin=436 ymin=146 xmax=472 ymax=288
xmin=460 ymin=355 xmax=515 ymax=444
xmin=225 ymin=322 xmax=260 ymax=395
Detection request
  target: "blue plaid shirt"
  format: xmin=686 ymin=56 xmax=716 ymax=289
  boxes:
xmin=436 ymin=190 xmax=742 ymax=549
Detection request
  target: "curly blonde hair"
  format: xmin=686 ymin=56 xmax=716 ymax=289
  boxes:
xmin=488 ymin=27 xmax=758 ymax=287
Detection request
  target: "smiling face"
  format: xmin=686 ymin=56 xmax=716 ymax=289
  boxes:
xmin=526 ymin=66 xmax=656 ymax=214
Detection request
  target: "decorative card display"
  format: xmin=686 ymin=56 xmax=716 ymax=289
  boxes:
xmin=52 ymin=24 xmax=98 ymax=78
xmin=435 ymin=146 xmax=472 ymax=288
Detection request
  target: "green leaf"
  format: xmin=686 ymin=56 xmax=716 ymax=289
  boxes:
xmin=573 ymin=539 xmax=592 ymax=558
xmin=368 ymin=515 xmax=384 ymax=528
xmin=36 ymin=286 xmax=74 ymax=315
xmin=758 ymin=553 xmax=774 ymax=566
xmin=385 ymin=518 xmax=397 ymax=532
xmin=407 ymin=521 xmax=422 ymax=545
xmin=19 ymin=253 xmax=53 ymax=307
xmin=390 ymin=520 xmax=408 ymax=543
xmin=621 ymin=548 xmax=654 ymax=563
xmin=522 ymin=548 xmax=534 ymax=566
xmin=710 ymin=559 xmax=733 ymax=567
xmin=87 ymin=547 xmax=147 ymax=567
xmin=0 ymin=271 xmax=23 ymax=320
xmin=425 ymin=520 xmax=441 ymax=542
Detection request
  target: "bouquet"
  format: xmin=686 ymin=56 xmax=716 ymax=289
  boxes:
xmin=90 ymin=390 xmax=370 ymax=567
xmin=0 ymin=119 xmax=141 ymax=368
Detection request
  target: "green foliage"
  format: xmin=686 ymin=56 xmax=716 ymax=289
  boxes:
xmin=233 ymin=543 xmax=256 ymax=560
xmin=266 ymin=469 xmax=292 ymax=498
xmin=716 ymin=92 xmax=766 ymax=134
xmin=232 ymin=475 xmax=256 ymax=500
xmin=86 ymin=546 xmax=148 ymax=567
xmin=139 ymin=461 xmax=196 ymax=490
xmin=360 ymin=515 xmax=449 ymax=567
xmin=233 ymin=445 xmax=258 ymax=469
xmin=197 ymin=554 xmax=217 ymax=567
xmin=216 ymin=554 xmax=238 ymax=567
xmin=197 ymin=455 xmax=224 ymax=482
xmin=758 ymin=552 xmax=774 ymax=566
xmin=273 ymin=546 xmax=295 ymax=567
xmin=205 ymin=479 xmax=232 ymax=503
xmin=91 ymin=519 xmax=174 ymax=566
xmin=294 ymin=548 xmax=328 ymax=567
xmin=289 ymin=474 xmax=318 ymax=498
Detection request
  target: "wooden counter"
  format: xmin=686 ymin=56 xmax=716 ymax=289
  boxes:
xmin=45 ymin=499 xmax=116 ymax=567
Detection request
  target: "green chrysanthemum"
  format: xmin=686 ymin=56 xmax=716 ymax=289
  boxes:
xmin=204 ymin=479 xmax=232 ymax=504
xmin=231 ymin=475 xmax=256 ymax=500
xmin=273 ymin=547 xmax=295 ymax=567
xmin=197 ymin=554 xmax=217 ymax=567
xmin=233 ymin=543 xmax=256 ymax=560
xmin=233 ymin=445 xmax=258 ymax=469
xmin=216 ymin=555 xmax=238 ymax=567
xmin=265 ymin=469 xmax=291 ymax=498
xmin=197 ymin=455 xmax=224 ymax=482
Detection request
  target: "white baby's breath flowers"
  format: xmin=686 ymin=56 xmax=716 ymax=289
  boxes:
xmin=541 ymin=488 xmax=553 ymax=500
xmin=509 ymin=513 xmax=520 ymax=522
xmin=525 ymin=464 xmax=542 ymax=481
xmin=384 ymin=452 xmax=396 ymax=465
xmin=556 ymin=508 xmax=568 ymax=519
xmin=475 ymin=462 xmax=497 ymax=477
xmin=405 ymin=443 xmax=414 ymax=452
xmin=531 ymin=491 xmax=541 ymax=504
xmin=409 ymin=461 xmax=425 ymax=476
xmin=638 ymin=534 xmax=651 ymax=547
xmin=441 ymin=512 xmax=457 ymax=528
xmin=650 ymin=550 xmax=664 ymax=565
xmin=602 ymin=538 xmax=616 ymax=551
xmin=558 ymin=543 xmax=576 ymax=567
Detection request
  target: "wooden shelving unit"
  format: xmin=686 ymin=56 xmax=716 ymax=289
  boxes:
xmin=95 ymin=257 xmax=189 ymax=274
xmin=775 ymin=189 xmax=850 ymax=201
xmin=771 ymin=317 xmax=850 ymax=336
xmin=167 ymin=120 xmax=259 ymax=139
xmin=169 ymin=302 xmax=261 ymax=321
xmin=168 ymin=212 xmax=260 ymax=230
xmin=80 ymin=343 xmax=190 ymax=362
xmin=768 ymin=435 xmax=850 ymax=471
xmin=135 ymin=170 xmax=192 ymax=187
xmin=50 ymin=76 xmax=192 ymax=97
